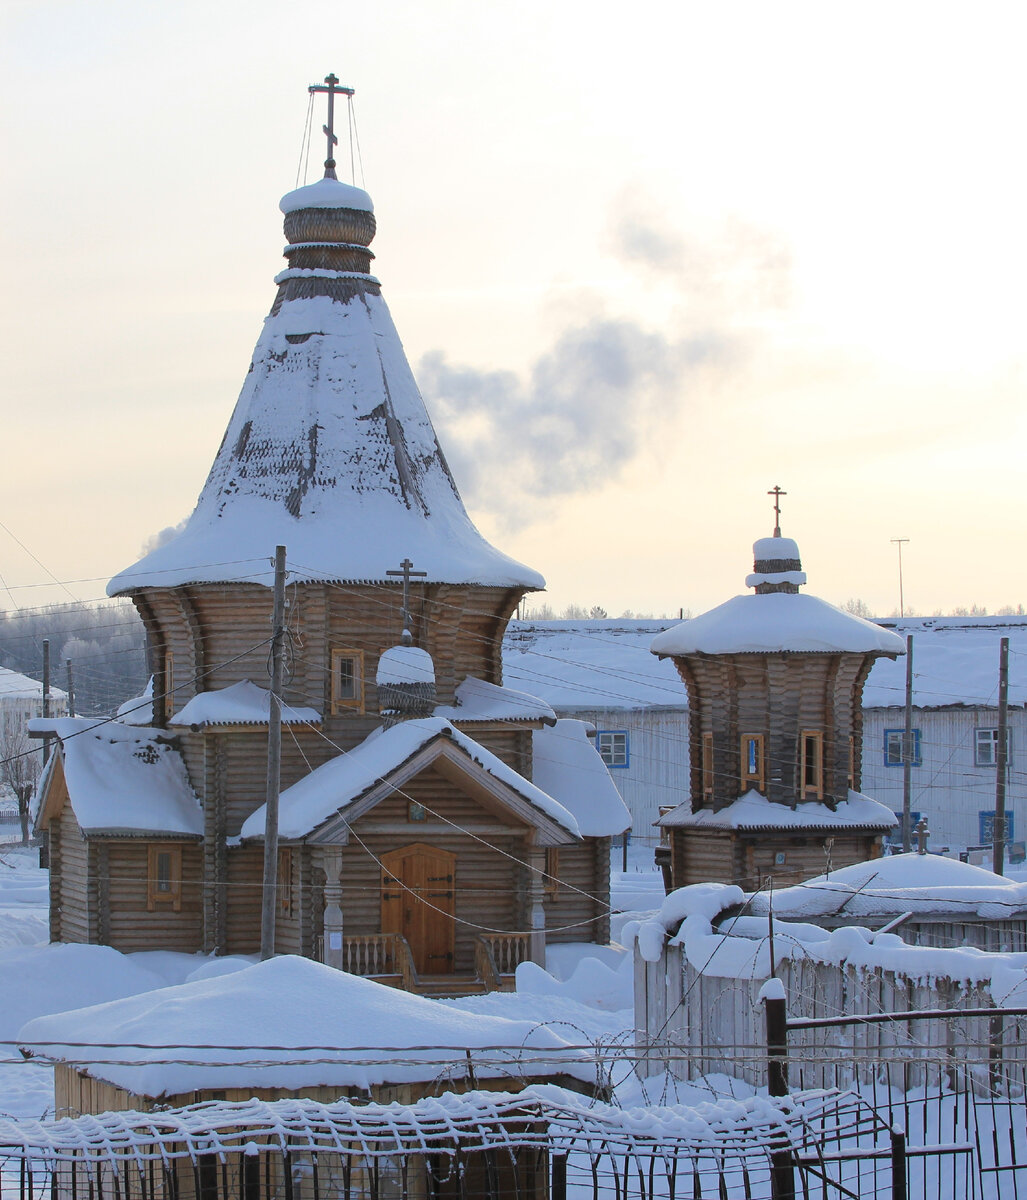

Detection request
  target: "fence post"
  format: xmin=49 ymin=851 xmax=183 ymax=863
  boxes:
xmin=551 ymin=1153 xmax=567 ymax=1200
xmin=763 ymin=981 xmax=794 ymax=1200
xmin=890 ymin=1131 xmax=907 ymax=1200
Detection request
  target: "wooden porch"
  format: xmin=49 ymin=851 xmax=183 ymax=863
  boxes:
xmin=315 ymin=932 xmax=531 ymax=997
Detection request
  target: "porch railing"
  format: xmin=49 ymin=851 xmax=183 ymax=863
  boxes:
xmin=317 ymin=933 xmax=418 ymax=990
xmin=474 ymin=933 xmax=531 ymax=991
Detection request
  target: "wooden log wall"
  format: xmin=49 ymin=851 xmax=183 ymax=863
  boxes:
xmin=53 ymin=795 xmax=92 ymax=944
xmin=102 ymin=841 xmax=204 ymax=953
xmin=678 ymin=651 xmax=883 ymax=811
xmin=130 ymin=580 xmax=524 ymax=735
xmin=543 ymin=837 xmax=611 ymax=946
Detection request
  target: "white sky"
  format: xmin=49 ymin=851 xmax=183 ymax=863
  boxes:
xmin=2 ymin=0 xmax=1026 ymax=619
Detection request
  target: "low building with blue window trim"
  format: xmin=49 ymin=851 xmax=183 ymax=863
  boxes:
xmin=861 ymin=616 xmax=1027 ymax=860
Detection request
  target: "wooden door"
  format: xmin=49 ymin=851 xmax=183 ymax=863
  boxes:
xmin=381 ymin=844 xmax=456 ymax=975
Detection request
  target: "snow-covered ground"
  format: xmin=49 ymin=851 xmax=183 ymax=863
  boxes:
xmin=0 ymin=841 xmax=668 ymax=1120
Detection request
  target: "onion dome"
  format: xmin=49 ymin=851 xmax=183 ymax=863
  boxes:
xmin=376 ymin=641 xmax=437 ymax=720
xmin=745 ymin=535 xmax=808 ymax=594
xmin=274 ymin=178 xmax=377 ymax=308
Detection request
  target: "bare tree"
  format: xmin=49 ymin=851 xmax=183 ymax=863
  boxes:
xmin=0 ymin=710 xmax=41 ymax=845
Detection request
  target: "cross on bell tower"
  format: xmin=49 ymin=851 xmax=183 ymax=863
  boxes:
xmin=386 ymin=557 xmax=428 ymax=644
xmin=308 ymin=73 xmax=355 ymax=181
xmin=767 ymin=485 xmax=787 ymax=537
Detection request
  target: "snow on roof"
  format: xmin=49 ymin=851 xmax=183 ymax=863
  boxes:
xmin=0 ymin=666 xmax=67 ymax=701
xmin=864 ymin=616 xmax=1027 ymax=707
xmin=651 ymin=594 xmax=906 ymax=658
xmin=433 ymin=676 xmax=556 ymax=724
xmin=530 ymin=720 xmax=630 ymax=837
xmin=658 ymin=789 xmax=898 ymax=832
xmin=376 ymin=645 xmax=435 ymax=686
xmin=503 ymin=621 xmax=687 ymax=711
xmin=116 ymin=678 xmax=154 ymax=725
xmin=108 ymin=262 xmax=543 ymax=594
xmin=169 ymin=680 xmax=321 ymax=728
xmin=279 ymin=177 xmax=374 ymax=214
xmin=636 ymin=881 xmax=1027 ymax=1004
xmin=745 ymin=851 xmax=1027 ymax=922
xmin=30 ymin=718 xmax=203 ymax=837
xmin=17 ymin=956 xmax=593 ymax=1097
xmin=753 ymin=536 xmax=800 ymax=560
xmin=240 ymin=718 xmax=580 ymax=840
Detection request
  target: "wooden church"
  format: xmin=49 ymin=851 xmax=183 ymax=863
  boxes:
xmin=33 ymin=79 xmax=628 ymax=993
xmin=651 ymin=520 xmax=904 ymax=892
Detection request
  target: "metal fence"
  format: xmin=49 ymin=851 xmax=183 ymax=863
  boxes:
xmin=0 ymin=1085 xmax=960 ymax=1200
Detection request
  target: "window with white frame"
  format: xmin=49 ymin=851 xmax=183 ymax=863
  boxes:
xmin=975 ymin=728 xmax=1011 ymax=767
xmin=884 ymin=728 xmax=921 ymax=767
xmin=597 ymin=730 xmax=628 ymax=768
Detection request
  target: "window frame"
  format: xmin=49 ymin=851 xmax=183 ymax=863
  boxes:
xmin=545 ymin=847 xmax=560 ymax=897
xmin=740 ymin=733 xmax=765 ymax=793
xmin=702 ymin=732 xmax=715 ymax=800
xmin=331 ymin=648 xmax=365 ymax=714
xmin=278 ymin=846 xmax=293 ymax=918
xmin=597 ymin=730 xmax=629 ymax=769
xmin=800 ymin=730 xmax=823 ymax=799
xmin=884 ymin=728 xmax=921 ymax=767
xmin=147 ymin=843 xmax=183 ymax=913
xmin=975 ymin=727 xmax=1011 ymax=767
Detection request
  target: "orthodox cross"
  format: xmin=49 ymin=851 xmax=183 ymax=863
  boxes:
xmin=308 ymin=73 xmax=354 ymax=180
xmin=767 ymin=485 xmax=787 ymax=537
xmin=914 ymin=816 xmax=930 ymax=855
xmin=386 ymin=558 xmax=428 ymax=640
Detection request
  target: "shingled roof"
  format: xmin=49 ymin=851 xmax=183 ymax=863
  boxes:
xmin=109 ymin=176 xmax=543 ymax=595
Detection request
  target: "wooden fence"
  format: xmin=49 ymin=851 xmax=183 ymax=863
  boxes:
xmin=635 ymin=940 xmax=1027 ymax=1093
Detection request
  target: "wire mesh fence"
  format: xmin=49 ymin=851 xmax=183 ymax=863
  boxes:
xmin=0 ymin=1085 xmax=950 ymax=1200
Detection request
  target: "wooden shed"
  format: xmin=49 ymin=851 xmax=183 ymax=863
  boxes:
xmin=651 ymin=532 xmax=904 ymax=891
xmin=18 ymin=956 xmax=597 ymax=1115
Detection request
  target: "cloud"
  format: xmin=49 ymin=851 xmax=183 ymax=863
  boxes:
xmin=419 ymin=198 xmax=791 ymax=526
xmin=140 ymin=518 xmax=188 ymax=556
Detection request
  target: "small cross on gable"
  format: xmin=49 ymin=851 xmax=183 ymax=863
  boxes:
xmin=386 ymin=557 xmax=428 ymax=641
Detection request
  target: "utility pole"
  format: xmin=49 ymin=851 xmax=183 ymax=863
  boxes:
xmin=891 ymin=538 xmax=909 ymax=618
xmin=65 ymin=660 xmax=76 ymax=718
xmin=902 ymin=634 xmax=914 ymax=852
xmin=42 ymin=639 xmax=52 ymax=767
xmin=260 ymin=546 xmax=287 ymax=961
xmin=993 ymin=637 xmax=1009 ymax=876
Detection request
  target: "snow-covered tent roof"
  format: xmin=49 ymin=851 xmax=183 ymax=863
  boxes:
xmin=864 ymin=615 xmax=1027 ymax=708
xmin=658 ymin=789 xmax=897 ymax=832
xmin=29 ymin=717 xmax=203 ymax=837
xmin=0 ymin=666 xmax=67 ymax=701
xmin=169 ymin=680 xmax=321 ymax=729
xmin=240 ymin=717 xmax=581 ymax=842
xmin=503 ymin=620 xmax=686 ymax=711
xmin=745 ymin=852 xmax=1027 ymax=922
xmin=531 ymin=720 xmax=630 ymax=837
xmin=108 ymin=175 xmax=542 ymax=595
xmin=17 ymin=956 xmax=593 ymax=1097
xmin=651 ymin=536 xmax=905 ymax=659
xmin=433 ymin=675 xmax=557 ymax=725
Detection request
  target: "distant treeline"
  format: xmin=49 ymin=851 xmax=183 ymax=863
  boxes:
xmin=0 ymin=601 xmax=148 ymax=717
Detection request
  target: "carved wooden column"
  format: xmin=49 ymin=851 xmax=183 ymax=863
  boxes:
xmin=527 ymin=846 xmax=546 ymax=966
xmin=320 ymin=847 xmax=345 ymax=969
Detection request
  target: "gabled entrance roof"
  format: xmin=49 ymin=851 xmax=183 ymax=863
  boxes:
xmin=239 ymin=718 xmax=581 ymax=846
